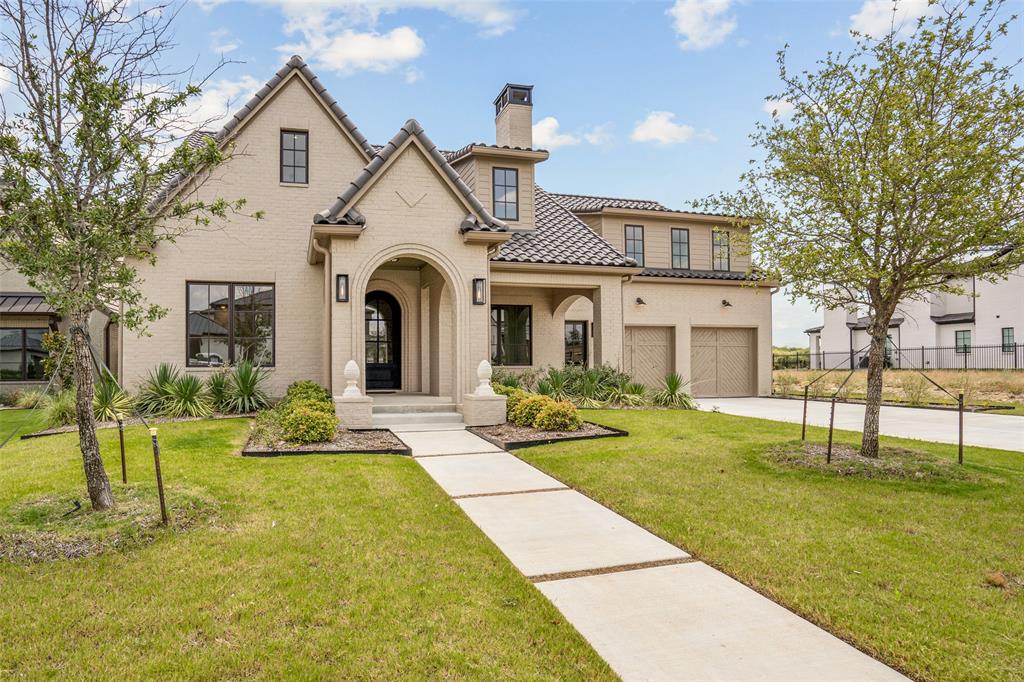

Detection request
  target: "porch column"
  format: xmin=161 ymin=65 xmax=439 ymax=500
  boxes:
xmin=591 ymin=280 xmax=624 ymax=368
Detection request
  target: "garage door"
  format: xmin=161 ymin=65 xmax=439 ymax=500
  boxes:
xmin=624 ymin=326 xmax=674 ymax=388
xmin=691 ymin=328 xmax=756 ymax=397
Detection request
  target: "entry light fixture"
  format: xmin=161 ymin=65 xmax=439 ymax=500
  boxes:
xmin=472 ymin=278 xmax=487 ymax=305
xmin=635 ymin=297 xmax=646 ymax=305
xmin=721 ymin=299 xmax=733 ymax=307
xmin=336 ymin=274 xmax=349 ymax=302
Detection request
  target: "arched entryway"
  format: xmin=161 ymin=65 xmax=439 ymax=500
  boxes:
xmin=365 ymin=290 xmax=401 ymax=390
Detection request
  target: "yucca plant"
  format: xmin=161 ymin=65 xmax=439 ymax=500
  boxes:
xmin=536 ymin=380 xmax=553 ymax=396
xmin=545 ymin=367 xmax=572 ymax=401
xmin=609 ymin=379 xmax=649 ymax=407
xmin=206 ymin=369 xmax=231 ymax=413
xmin=575 ymin=372 xmax=606 ymax=409
xmin=93 ymin=371 xmax=134 ymax=421
xmin=165 ymin=374 xmax=213 ymax=418
xmin=136 ymin=363 xmax=180 ymax=415
xmin=653 ymin=372 xmax=696 ymax=409
xmin=224 ymin=361 xmax=270 ymax=414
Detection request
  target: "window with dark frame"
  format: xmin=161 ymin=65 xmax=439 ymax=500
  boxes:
xmin=624 ymin=224 xmax=645 ymax=266
xmin=187 ymin=282 xmax=275 ymax=367
xmin=280 ymin=130 xmax=308 ymax=184
xmin=490 ymin=304 xmax=531 ymax=365
xmin=492 ymin=167 xmax=519 ymax=221
xmin=1002 ymin=327 xmax=1015 ymax=352
xmin=671 ymin=228 xmax=690 ymax=269
xmin=712 ymin=230 xmax=730 ymax=271
xmin=564 ymin=321 xmax=588 ymax=366
xmin=955 ymin=329 xmax=971 ymax=354
xmin=0 ymin=328 xmax=46 ymax=381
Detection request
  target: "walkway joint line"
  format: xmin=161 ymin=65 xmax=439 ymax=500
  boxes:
xmin=528 ymin=557 xmax=698 ymax=583
xmin=451 ymin=486 xmax=569 ymax=500
xmin=412 ymin=451 xmax=500 ymax=459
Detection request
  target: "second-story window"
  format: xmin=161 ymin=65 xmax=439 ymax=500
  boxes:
xmin=712 ymin=230 xmax=730 ymax=271
xmin=493 ymin=167 xmax=519 ymax=221
xmin=671 ymin=228 xmax=690 ymax=269
xmin=625 ymin=225 xmax=645 ymax=266
xmin=281 ymin=130 xmax=308 ymax=184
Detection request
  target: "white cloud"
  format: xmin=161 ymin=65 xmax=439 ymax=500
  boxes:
xmin=849 ymin=0 xmax=935 ymax=38
xmin=280 ymin=26 xmax=425 ymax=75
xmin=667 ymin=0 xmax=737 ymax=51
xmin=184 ymin=75 xmax=263 ymax=130
xmin=404 ymin=66 xmax=423 ymax=83
xmin=630 ymin=111 xmax=697 ymax=145
xmin=762 ymin=98 xmax=795 ymax=119
xmin=209 ymin=28 xmax=240 ymax=54
xmin=583 ymin=123 xmax=613 ymax=146
xmin=532 ymin=117 xmax=580 ymax=149
xmin=0 ymin=65 xmax=12 ymax=95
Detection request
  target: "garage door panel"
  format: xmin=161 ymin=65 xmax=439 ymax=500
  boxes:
xmin=625 ymin=326 xmax=674 ymax=388
xmin=690 ymin=327 xmax=755 ymax=398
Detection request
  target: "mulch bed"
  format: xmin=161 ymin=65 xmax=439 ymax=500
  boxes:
xmin=469 ymin=421 xmax=627 ymax=450
xmin=241 ymin=429 xmax=410 ymax=457
xmin=22 ymin=413 xmax=255 ymax=439
xmin=766 ymin=441 xmax=976 ymax=481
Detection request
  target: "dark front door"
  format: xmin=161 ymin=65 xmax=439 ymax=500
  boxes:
xmin=365 ymin=291 xmax=401 ymax=390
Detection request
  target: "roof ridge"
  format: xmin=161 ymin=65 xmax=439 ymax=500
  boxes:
xmin=549 ymin=190 xmax=665 ymax=204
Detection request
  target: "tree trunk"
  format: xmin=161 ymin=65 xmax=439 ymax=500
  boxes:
xmin=860 ymin=329 xmax=889 ymax=458
xmin=69 ymin=309 xmax=114 ymax=511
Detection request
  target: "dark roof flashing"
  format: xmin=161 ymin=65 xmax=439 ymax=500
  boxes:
xmin=638 ymin=267 xmax=767 ymax=282
xmin=930 ymin=311 xmax=976 ymax=325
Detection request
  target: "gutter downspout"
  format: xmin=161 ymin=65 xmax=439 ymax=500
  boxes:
xmin=311 ymin=238 xmax=332 ymax=392
xmin=620 ymin=274 xmax=634 ymax=370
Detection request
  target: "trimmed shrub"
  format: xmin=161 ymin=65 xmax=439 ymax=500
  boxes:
xmin=223 ymin=361 xmax=270 ymax=414
xmin=42 ymin=390 xmax=77 ymax=428
xmin=285 ymin=380 xmax=332 ymax=406
xmin=166 ymin=374 xmax=213 ymax=418
xmin=533 ymin=400 xmax=582 ymax=431
xmin=509 ymin=394 xmax=555 ymax=427
xmin=280 ymin=405 xmax=338 ymax=444
xmin=286 ymin=397 xmax=335 ymax=416
xmin=93 ymin=372 xmax=134 ymax=421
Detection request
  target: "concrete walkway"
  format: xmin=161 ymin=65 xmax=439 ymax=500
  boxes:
xmin=402 ymin=426 xmax=907 ymax=681
xmin=697 ymin=397 xmax=1024 ymax=452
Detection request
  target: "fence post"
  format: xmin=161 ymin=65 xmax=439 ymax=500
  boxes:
xmin=958 ymin=393 xmax=964 ymax=466
xmin=826 ymin=397 xmax=836 ymax=463
xmin=801 ymin=385 xmax=809 ymax=441
xmin=117 ymin=418 xmax=127 ymax=484
xmin=921 ymin=345 xmax=924 ymax=368
xmin=150 ymin=428 xmax=169 ymax=525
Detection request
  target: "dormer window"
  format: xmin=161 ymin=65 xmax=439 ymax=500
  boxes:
xmin=281 ymin=130 xmax=308 ymax=184
xmin=493 ymin=167 xmax=519 ymax=221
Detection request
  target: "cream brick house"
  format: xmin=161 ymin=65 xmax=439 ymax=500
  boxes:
xmin=1 ymin=56 xmax=775 ymax=411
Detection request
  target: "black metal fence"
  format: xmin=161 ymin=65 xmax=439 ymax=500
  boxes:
xmin=775 ymin=343 xmax=1024 ymax=371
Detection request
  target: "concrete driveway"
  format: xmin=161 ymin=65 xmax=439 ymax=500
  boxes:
xmin=697 ymin=397 xmax=1024 ymax=452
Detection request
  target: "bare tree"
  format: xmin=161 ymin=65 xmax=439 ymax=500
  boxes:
xmin=0 ymin=0 xmax=261 ymax=509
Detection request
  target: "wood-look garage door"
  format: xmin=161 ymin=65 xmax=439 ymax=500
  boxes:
xmin=624 ymin=326 xmax=674 ymax=388
xmin=691 ymin=327 xmax=756 ymax=397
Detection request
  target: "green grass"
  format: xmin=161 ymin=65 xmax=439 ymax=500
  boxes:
xmin=0 ymin=410 xmax=611 ymax=679
xmin=518 ymin=409 xmax=1024 ymax=682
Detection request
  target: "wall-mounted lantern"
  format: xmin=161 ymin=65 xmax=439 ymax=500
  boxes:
xmin=472 ymin=278 xmax=487 ymax=305
xmin=635 ymin=297 xmax=646 ymax=305
xmin=336 ymin=274 xmax=349 ymax=302
xmin=721 ymin=299 xmax=733 ymax=308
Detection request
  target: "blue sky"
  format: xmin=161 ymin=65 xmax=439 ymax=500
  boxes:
xmin=166 ymin=0 xmax=1022 ymax=346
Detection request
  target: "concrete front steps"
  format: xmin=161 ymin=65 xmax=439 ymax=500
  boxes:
xmin=369 ymin=394 xmax=464 ymax=430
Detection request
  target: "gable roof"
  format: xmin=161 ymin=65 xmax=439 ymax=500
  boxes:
xmin=549 ymin=192 xmax=670 ymax=213
xmin=314 ymin=119 xmax=506 ymax=232
xmin=494 ymin=187 xmax=638 ymax=268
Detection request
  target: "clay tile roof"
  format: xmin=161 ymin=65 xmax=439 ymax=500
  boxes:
xmin=548 ymin=192 xmax=670 ymax=213
xmin=0 ymin=293 xmax=55 ymax=315
xmin=638 ymin=267 xmax=767 ymax=282
xmin=443 ymin=142 xmax=548 ymax=164
xmin=494 ymin=187 xmax=637 ymax=268
xmin=315 ymin=120 xmax=506 ymax=232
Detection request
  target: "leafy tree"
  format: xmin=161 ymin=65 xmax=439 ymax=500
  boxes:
xmin=0 ymin=0 xmax=261 ymax=509
xmin=700 ymin=0 xmax=1023 ymax=457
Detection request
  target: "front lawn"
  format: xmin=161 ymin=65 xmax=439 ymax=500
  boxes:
xmin=0 ymin=411 xmax=611 ymax=679
xmin=518 ymin=410 xmax=1024 ymax=682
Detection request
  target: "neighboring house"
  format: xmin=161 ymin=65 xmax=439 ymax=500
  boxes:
xmin=806 ymin=257 xmax=1024 ymax=370
xmin=2 ymin=56 xmax=775 ymax=402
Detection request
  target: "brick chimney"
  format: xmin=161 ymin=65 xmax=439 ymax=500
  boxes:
xmin=494 ymin=83 xmax=533 ymax=149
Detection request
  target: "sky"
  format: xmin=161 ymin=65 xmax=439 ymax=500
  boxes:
xmin=63 ymin=0 xmax=1024 ymax=345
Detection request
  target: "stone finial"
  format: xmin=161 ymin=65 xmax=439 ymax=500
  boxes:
xmin=342 ymin=360 xmax=362 ymax=397
xmin=475 ymin=360 xmax=496 ymax=396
